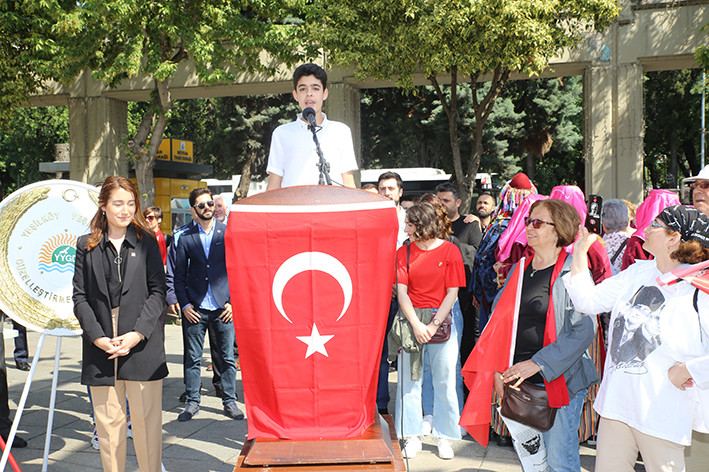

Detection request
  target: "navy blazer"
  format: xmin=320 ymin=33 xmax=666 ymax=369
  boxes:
xmin=173 ymin=220 xmax=230 ymax=309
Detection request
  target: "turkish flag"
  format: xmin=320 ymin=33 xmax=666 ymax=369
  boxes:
xmin=225 ymin=187 xmax=398 ymax=439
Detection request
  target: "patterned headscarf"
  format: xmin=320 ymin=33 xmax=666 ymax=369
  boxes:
xmin=657 ymin=205 xmax=709 ymax=248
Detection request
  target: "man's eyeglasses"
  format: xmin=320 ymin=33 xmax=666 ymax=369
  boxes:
xmin=145 ymin=215 xmax=156 ymax=221
xmin=691 ymin=181 xmax=709 ymax=191
xmin=525 ymin=217 xmax=555 ymax=229
xmin=193 ymin=201 xmax=215 ymax=210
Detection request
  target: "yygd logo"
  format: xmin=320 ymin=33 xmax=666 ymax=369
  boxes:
xmin=38 ymin=234 xmax=77 ymax=274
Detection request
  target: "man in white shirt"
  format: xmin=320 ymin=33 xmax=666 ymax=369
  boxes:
xmin=266 ymin=63 xmax=357 ymax=189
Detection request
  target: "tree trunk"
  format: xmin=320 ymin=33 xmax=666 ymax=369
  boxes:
xmin=526 ymin=153 xmax=535 ymax=182
xmin=130 ymin=79 xmax=173 ymax=209
xmin=458 ymin=67 xmax=510 ymax=214
xmin=234 ymin=152 xmax=256 ymax=202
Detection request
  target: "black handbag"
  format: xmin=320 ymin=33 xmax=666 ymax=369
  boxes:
xmin=500 ymin=381 xmax=557 ymax=431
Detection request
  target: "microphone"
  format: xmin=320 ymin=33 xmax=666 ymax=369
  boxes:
xmin=302 ymin=107 xmax=317 ymax=128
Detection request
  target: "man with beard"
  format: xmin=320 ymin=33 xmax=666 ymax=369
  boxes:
xmin=174 ymin=188 xmax=242 ymax=422
xmin=475 ymin=192 xmax=496 ymax=231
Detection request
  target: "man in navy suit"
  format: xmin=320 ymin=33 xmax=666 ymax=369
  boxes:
xmin=174 ymin=188 xmax=242 ymax=421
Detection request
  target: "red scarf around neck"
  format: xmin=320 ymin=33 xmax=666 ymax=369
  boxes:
xmin=460 ymin=250 xmax=569 ymax=447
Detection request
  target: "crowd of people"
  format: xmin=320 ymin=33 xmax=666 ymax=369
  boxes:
xmin=58 ymin=59 xmax=707 ymax=472
xmin=383 ymin=166 xmax=708 ymax=472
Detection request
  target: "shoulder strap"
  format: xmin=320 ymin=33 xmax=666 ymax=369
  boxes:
xmin=610 ymin=238 xmax=628 ymax=265
xmin=406 ymin=243 xmax=411 ymax=272
xmin=694 ymin=287 xmax=703 ymax=344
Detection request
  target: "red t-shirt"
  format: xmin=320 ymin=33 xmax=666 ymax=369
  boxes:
xmin=396 ymin=240 xmax=466 ymax=308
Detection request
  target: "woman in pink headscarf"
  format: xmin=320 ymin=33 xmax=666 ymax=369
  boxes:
xmin=620 ymin=190 xmax=680 ymax=271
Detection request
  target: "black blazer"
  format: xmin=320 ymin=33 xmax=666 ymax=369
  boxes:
xmin=72 ymin=225 xmax=168 ymax=386
xmin=174 ymin=220 xmax=230 ymax=309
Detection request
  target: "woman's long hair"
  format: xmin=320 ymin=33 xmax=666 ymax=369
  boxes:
xmin=84 ymin=177 xmax=155 ymax=251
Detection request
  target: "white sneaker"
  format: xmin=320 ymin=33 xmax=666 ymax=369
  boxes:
xmin=422 ymin=415 xmax=433 ymax=436
xmin=402 ymin=436 xmax=422 ymax=458
xmin=437 ymin=437 xmax=454 ymax=460
xmin=91 ymin=427 xmax=99 ymax=450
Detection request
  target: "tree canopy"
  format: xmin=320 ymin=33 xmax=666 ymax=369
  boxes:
xmin=0 ymin=1 xmax=70 ymax=121
xmin=49 ymin=0 xmax=313 ymax=205
xmin=311 ymin=0 xmax=619 ymax=210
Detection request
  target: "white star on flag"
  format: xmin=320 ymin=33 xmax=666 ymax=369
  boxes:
xmin=296 ymin=324 xmax=334 ymax=358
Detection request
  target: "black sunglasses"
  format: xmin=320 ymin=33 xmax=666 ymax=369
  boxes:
xmin=525 ymin=217 xmax=555 ymax=229
xmin=193 ymin=200 xmax=215 ymax=210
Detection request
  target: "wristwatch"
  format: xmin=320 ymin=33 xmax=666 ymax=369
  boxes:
xmin=433 ymin=318 xmax=441 ymax=326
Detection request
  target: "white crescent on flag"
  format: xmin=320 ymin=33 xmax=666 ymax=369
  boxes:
xmin=271 ymin=251 xmax=353 ymax=323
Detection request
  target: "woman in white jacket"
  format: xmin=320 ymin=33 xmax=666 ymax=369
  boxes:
xmin=565 ymin=205 xmax=709 ymax=472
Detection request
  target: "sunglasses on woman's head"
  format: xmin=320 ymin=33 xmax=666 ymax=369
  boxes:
xmin=193 ymin=201 xmax=215 ymax=210
xmin=524 ymin=217 xmax=555 ymax=229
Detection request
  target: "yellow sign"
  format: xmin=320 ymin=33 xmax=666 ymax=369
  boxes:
xmin=146 ymin=138 xmax=171 ymax=161
xmin=171 ymin=139 xmax=194 ymax=163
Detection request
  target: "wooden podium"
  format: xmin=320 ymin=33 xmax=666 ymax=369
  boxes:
xmin=228 ymin=186 xmax=403 ymax=471
xmin=233 ymin=415 xmax=405 ymax=471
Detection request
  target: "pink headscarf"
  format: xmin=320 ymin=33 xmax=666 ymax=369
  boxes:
xmin=549 ymin=185 xmax=587 ymax=253
xmin=496 ymin=194 xmax=548 ymax=262
xmin=633 ymin=189 xmax=681 ymax=240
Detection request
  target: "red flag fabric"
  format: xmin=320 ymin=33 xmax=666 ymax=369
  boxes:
xmin=225 ymin=194 xmax=398 ymax=440
xmin=657 ymin=259 xmax=709 ymax=294
xmin=460 ymin=252 xmax=569 ymax=446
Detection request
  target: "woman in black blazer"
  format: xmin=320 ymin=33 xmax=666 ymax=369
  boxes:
xmin=73 ymin=176 xmax=167 ymax=472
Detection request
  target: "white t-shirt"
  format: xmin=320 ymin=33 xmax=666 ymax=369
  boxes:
xmin=266 ymin=113 xmax=358 ymax=188
xmin=396 ymin=207 xmax=407 ymax=249
xmin=563 ymin=260 xmax=709 ymax=445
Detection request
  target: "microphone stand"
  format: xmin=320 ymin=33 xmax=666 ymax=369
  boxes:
xmin=307 ymin=122 xmax=333 ymax=186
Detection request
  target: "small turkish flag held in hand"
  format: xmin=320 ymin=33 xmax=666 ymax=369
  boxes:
xmin=226 ymin=189 xmax=397 ymax=439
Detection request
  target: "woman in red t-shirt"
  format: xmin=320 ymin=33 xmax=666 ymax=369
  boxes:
xmin=394 ymin=202 xmax=466 ymax=460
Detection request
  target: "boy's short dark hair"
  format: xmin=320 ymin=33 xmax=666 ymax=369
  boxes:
xmin=435 ymin=182 xmax=460 ymax=200
xmin=377 ymin=171 xmax=403 ymax=189
xmin=189 ymin=187 xmax=213 ymax=208
xmin=293 ymin=63 xmax=328 ymax=90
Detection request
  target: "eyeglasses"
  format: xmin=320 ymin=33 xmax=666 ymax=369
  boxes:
xmin=691 ymin=181 xmax=709 ymax=191
xmin=193 ymin=201 xmax=215 ymax=210
xmin=145 ymin=215 xmax=156 ymax=221
xmin=525 ymin=217 xmax=555 ymax=229
xmin=649 ymin=220 xmax=668 ymax=230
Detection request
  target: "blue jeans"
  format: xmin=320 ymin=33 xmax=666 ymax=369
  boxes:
xmin=184 ymin=308 xmax=237 ymax=405
xmin=541 ymin=387 xmax=588 ymax=472
xmin=422 ymin=300 xmax=464 ymax=415
xmin=377 ymin=299 xmax=398 ymax=410
xmin=395 ymin=316 xmax=461 ymax=440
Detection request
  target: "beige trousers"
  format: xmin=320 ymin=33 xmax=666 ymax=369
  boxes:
xmin=90 ymin=306 xmax=163 ymax=472
xmin=595 ymin=417 xmax=685 ymax=472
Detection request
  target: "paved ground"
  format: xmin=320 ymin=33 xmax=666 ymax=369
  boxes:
xmin=1 ymin=321 xmax=611 ymax=472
